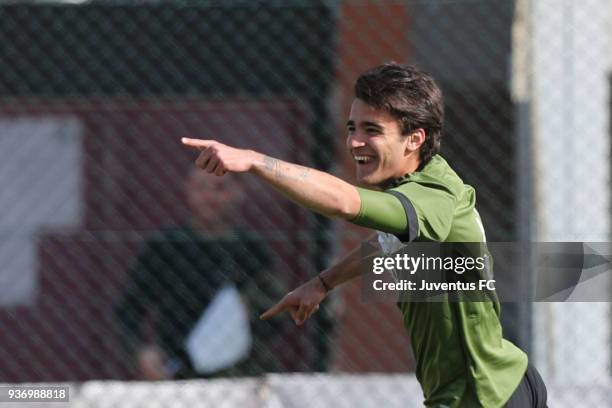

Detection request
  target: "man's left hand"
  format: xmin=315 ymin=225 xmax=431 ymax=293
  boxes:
xmin=260 ymin=277 xmax=327 ymax=326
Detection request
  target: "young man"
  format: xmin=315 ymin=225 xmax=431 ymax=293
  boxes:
xmin=182 ymin=63 xmax=547 ymax=407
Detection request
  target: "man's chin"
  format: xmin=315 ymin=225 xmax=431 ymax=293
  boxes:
xmin=356 ymin=174 xmax=381 ymax=189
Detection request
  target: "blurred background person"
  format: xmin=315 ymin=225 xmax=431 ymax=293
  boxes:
xmin=115 ymin=169 xmax=284 ymax=380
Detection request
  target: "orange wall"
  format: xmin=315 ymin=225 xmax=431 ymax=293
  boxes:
xmin=329 ymin=1 xmax=416 ymax=372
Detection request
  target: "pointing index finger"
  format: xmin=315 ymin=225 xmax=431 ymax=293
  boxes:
xmin=260 ymin=300 xmax=289 ymax=320
xmin=181 ymin=138 xmax=215 ymax=150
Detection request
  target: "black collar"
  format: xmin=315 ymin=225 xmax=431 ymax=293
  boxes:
xmin=388 ymin=173 xmax=411 ymax=188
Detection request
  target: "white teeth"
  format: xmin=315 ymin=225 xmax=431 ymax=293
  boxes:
xmin=354 ymin=155 xmax=373 ymax=163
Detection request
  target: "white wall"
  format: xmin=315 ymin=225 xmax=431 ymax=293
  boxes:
xmin=527 ymin=0 xmax=611 ymax=383
xmin=0 ymin=116 xmax=83 ymax=306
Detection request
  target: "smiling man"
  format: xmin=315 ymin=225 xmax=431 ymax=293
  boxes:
xmin=182 ymin=63 xmax=547 ymax=407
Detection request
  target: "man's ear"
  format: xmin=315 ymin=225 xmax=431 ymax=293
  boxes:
xmin=405 ymin=128 xmax=426 ymax=153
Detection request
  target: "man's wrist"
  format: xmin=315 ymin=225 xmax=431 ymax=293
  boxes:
xmin=249 ymin=151 xmax=269 ymax=174
xmin=317 ymin=272 xmax=332 ymax=292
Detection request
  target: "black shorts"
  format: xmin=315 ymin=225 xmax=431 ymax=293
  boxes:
xmin=504 ymin=364 xmax=548 ymax=408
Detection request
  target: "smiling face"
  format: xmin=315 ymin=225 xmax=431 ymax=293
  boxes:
xmin=346 ymin=98 xmax=421 ymax=189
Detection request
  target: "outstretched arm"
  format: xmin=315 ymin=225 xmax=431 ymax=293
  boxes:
xmin=181 ymin=138 xmax=361 ymax=220
xmin=260 ymin=236 xmax=373 ymax=325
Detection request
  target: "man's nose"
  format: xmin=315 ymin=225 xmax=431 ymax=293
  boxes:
xmin=347 ymin=132 xmax=366 ymax=148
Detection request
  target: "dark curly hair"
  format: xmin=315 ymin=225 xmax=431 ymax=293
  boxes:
xmin=354 ymin=63 xmax=444 ymax=168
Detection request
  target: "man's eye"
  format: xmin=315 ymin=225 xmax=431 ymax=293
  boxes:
xmin=366 ymin=128 xmax=380 ymax=135
xmin=347 ymin=127 xmax=355 ymax=133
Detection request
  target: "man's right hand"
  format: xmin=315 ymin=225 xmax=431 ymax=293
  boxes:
xmin=137 ymin=345 xmax=171 ymax=381
xmin=260 ymin=276 xmax=328 ymax=326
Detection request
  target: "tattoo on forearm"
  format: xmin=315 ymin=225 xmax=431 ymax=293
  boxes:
xmin=296 ymin=166 xmax=311 ymax=181
xmin=263 ymin=156 xmax=284 ymax=180
xmin=263 ymin=156 xmax=311 ymax=181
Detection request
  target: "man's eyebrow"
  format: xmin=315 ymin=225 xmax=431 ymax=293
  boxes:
xmin=362 ymin=121 xmax=384 ymax=129
xmin=346 ymin=120 xmax=384 ymax=129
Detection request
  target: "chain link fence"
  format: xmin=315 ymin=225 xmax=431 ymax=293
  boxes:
xmin=0 ymin=0 xmax=610 ymax=406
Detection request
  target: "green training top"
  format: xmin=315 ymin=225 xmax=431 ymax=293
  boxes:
xmin=351 ymin=155 xmax=527 ymax=408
